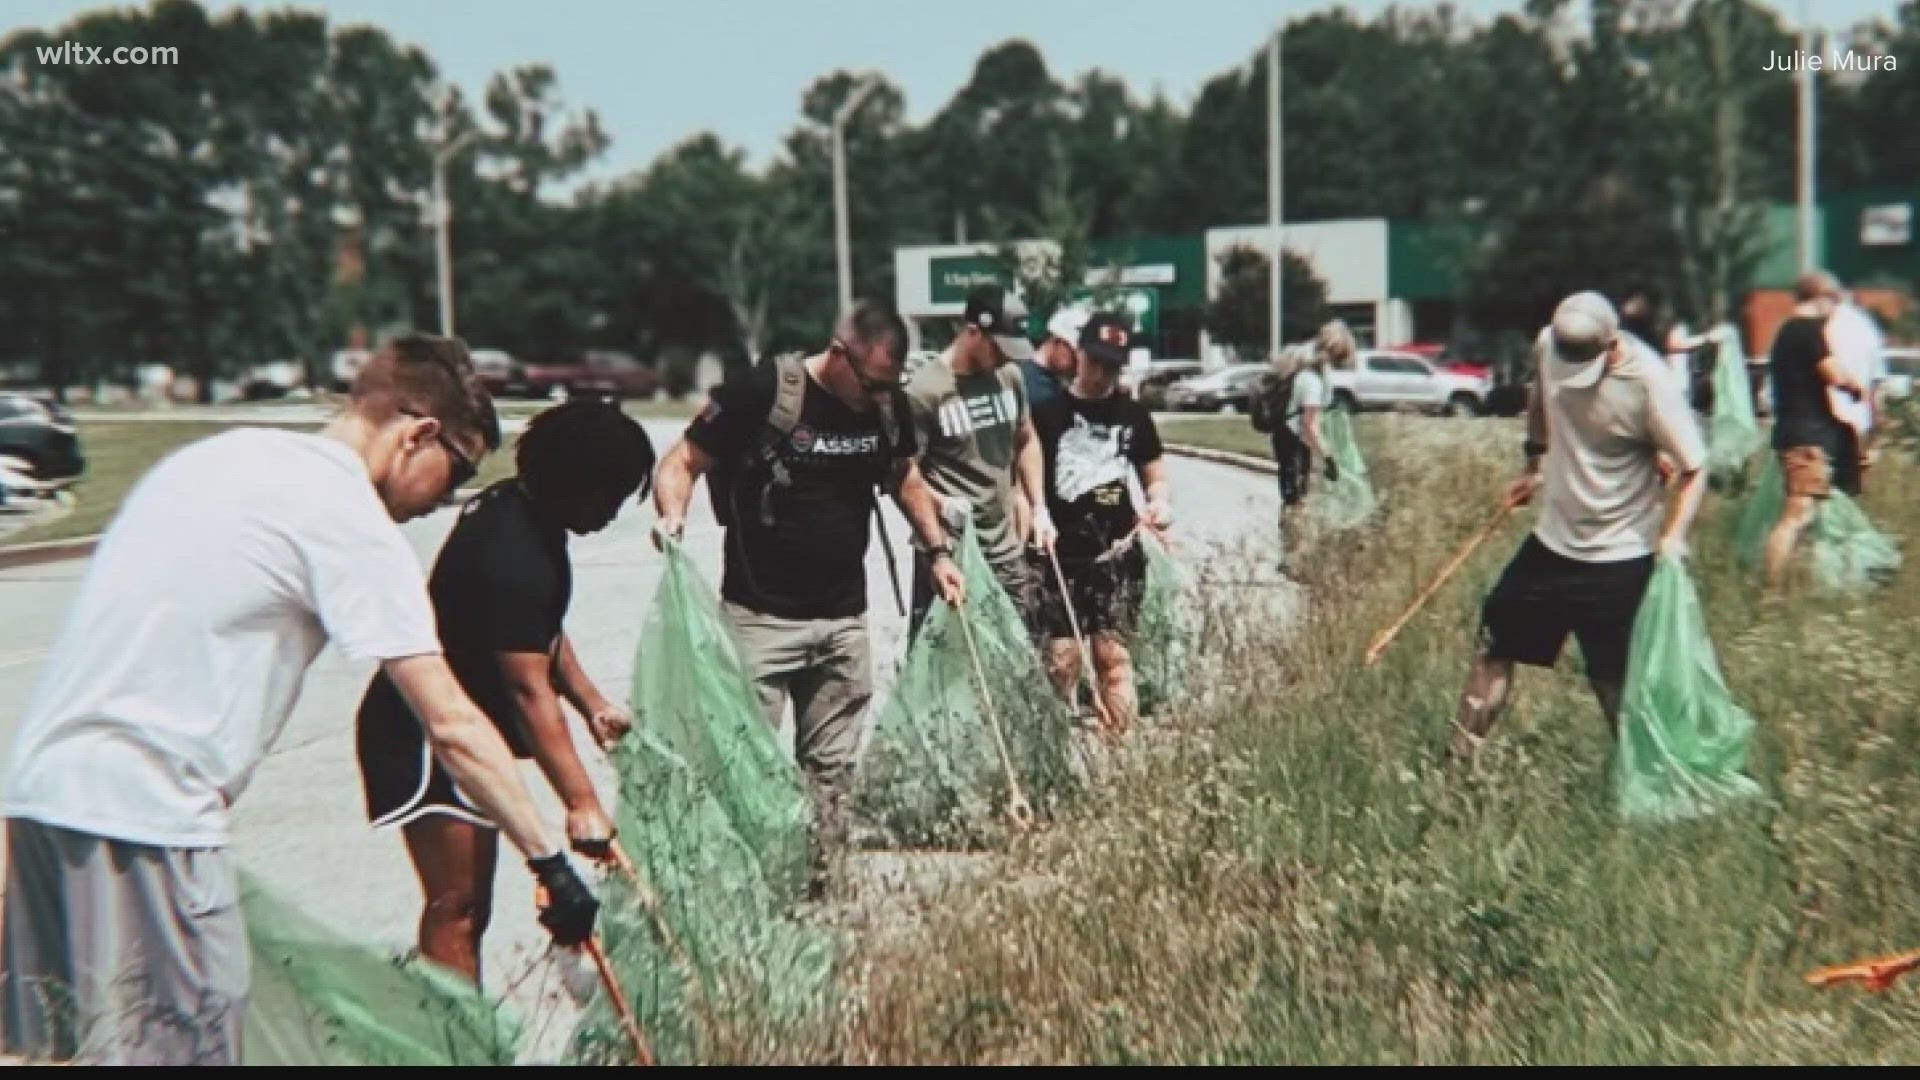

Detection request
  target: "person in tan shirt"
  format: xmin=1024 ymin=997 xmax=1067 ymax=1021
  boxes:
xmin=1451 ymin=291 xmax=1708 ymax=763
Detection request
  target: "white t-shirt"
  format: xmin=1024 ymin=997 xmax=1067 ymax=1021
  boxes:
xmin=2 ymin=428 xmax=441 ymax=848
xmin=1287 ymin=368 xmax=1332 ymax=437
xmin=1826 ymin=303 xmax=1886 ymax=435
xmin=1663 ymin=324 xmax=1701 ymax=407
xmin=1533 ymin=330 xmax=1708 ymax=563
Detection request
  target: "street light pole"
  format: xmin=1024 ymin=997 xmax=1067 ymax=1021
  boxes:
xmin=833 ymin=77 xmax=880 ymax=318
xmin=1796 ymin=0 xmax=1817 ymax=272
xmin=433 ymin=90 xmax=478 ymax=339
xmin=1267 ymin=26 xmax=1284 ymax=360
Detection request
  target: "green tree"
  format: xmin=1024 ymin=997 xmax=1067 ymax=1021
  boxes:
xmin=1204 ymin=245 xmax=1329 ymax=359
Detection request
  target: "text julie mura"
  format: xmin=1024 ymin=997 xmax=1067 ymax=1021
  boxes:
xmin=1765 ymin=50 xmax=1896 ymax=72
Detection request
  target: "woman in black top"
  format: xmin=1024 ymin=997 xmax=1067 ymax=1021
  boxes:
xmin=355 ymin=400 xmax=656 ymax=985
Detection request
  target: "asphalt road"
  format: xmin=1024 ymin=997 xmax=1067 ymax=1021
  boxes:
xmin=0 ymin=417 xmax=1285 ymax=1054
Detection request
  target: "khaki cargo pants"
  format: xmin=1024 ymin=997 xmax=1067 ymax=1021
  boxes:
xmin=723 ymin=603 xmax=873 ymax=896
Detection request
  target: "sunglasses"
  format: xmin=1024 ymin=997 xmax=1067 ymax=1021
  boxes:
xmin=833 ymin=338 xmax=902 ymax=393
xmin=399 ymin=408 xmax=478 ymax=498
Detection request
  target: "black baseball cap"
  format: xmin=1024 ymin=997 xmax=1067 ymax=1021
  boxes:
xmin=1079 ymin=312 xmax=1132 ymax=366
xmin=962 ymin=284 xmax=1035 ymax=362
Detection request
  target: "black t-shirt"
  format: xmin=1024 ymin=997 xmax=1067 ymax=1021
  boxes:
xmin=687 ymin=358 xmax=915 ymax=619
xmin=1769 ymin=314 xmax=1844 ymax=449
xmin=1032 ymin=389 xmax=1164 ymax=564
xmin=363 ymin=482 xmax=570 ymax=757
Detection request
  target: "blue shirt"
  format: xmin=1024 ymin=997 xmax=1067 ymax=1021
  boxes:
xmin=1020 ymin=360 xmax=1063 ymax=410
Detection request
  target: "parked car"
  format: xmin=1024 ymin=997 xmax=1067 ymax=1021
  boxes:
xmin=470 ymin=348 xmax=523 ymax=397
xmin=0 ymin=392 xmax=85 ymax=483
xmin=1131 ymin=360 xmax=1205 ymax=409
xmin=1326 ymin=350 xmax=1490 ymax=416
xmin=519 ymin=350 xmax=660 ymax=401
xmin=1163 ymin=363 xmax=1269 ymax=413
xmin=329 ymin=348 xmax=372 ymax=393
xmin=1884 ymin=346 xmax=1920 ymax=401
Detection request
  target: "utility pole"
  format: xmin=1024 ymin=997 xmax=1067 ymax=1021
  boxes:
xmin=1796 ymin=0 xmax=1817 ymax=272
xmin=1267 ymin=26 xmax=1284 ymax=359
xmin=433 ymin=89 xmax=478 ymax=338
xmin=833 ymin=76 xmax=881 ymax=317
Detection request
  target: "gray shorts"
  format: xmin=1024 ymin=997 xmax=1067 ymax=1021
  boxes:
xmin=2 ymin=818 xmax=248 ymax=1065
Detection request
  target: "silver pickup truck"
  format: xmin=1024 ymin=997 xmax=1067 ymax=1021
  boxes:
xmin=1325 ymin=349 xmax=1491 ymax=417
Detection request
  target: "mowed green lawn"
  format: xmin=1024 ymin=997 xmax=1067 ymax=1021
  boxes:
xmin=1154 ymin=411 xmax=1275 ymax=459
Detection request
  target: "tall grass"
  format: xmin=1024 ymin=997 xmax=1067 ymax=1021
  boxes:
xmin=777 ymin=413 xmax=1920 ymax=1064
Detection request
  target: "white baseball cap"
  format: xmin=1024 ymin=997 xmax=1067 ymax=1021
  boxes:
xmin=1546 ymin=290 xmax=1619 ymax=389
xmin=1045 ymin=307 xmax=1089 ymax=346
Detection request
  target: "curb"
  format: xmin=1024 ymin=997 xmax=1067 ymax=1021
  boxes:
xmin=0 ymin=535 xmax=101 ymax=571
xmin=0 ymin=486 xmax=492 ymax=573
xmin=1165 ymin=442 xmax=1278 ymax=476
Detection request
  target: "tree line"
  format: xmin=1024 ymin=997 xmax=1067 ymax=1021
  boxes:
xmin=2 ymin=0 xmax=1916 ymax=398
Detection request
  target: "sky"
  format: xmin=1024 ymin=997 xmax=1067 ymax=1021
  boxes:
xmin=4 ymin=0 xmax=1906 ymax=190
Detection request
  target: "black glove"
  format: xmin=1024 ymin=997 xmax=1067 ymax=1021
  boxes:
xmin=1323 ymin=456 xmax=1339 ymax=482
xmin=571 ymin=834 xmax=613 ymax=861
xmin=530 ymin=852 xmax=599 ymax=948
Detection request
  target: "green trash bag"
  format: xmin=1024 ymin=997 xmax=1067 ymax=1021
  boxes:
xmin=1316 ymin=407 xmax=1378 ymax=531
xmin=569 ymin=731 xmax=837 ymax=1065
xmin=1133 ymin=530 xmax=1192 ymax=720
xmin=854 ymin=521 xmax=1076 ymax=848
xmin=1810 ymin=490 xmax=1901 ymax=592
xmin=242 ymin=873 xmax=523 ymax=1066
xmin=1706 ymin=327 xmax=1762 ymax=483
xmin=1729 ymin=453 xmax=1784 ymax=569
xmin=631 ymin=539 xmax=811 ymax=903
xmin=1610 ymin=558 xmax=1765 ymax=824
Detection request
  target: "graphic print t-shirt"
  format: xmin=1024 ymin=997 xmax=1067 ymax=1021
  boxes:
xmin=1032 ymin=389 xmax=1164 ymax=565
xmin=687 ymin=358 xmax=914 ymax=620
xmin=904 ymin=354 xmax=1029 ymax=572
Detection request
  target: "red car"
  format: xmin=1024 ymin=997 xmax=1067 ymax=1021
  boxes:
xmin=519 ymin=351 xmax=660 ymax=401
xmin=1401 ymin=341 xmax=1492 ymax=383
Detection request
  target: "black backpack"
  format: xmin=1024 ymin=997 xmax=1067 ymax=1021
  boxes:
xmin=705 ymin=351 xmax=909 ymax=611
xmin=707 ymin=352 xmax=905 ymax=526
xmin=1250 ymin=366 xmax=1297 ymax=435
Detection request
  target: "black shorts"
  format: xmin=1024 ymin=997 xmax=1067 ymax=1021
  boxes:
xmin=1274 ymin=433 xmax=1312 ymax=507
xmin=1477 ymin=534 xmax=1655 ymax=685
xmin=1037 ymin=544 xmax=1146 ymax=641
xmin=356 ymin=673 xmax=519 ymax=830
xmin=910 ymin=548 xmax=1039 ymax=640
xmin=1834 ymin=425 xmax=1864 ymax=497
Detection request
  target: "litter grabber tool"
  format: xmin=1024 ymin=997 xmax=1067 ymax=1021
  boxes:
xmin=1806 ymin=948 xmax=1920 ymax=993
xmin=954 ymin=608 xmax=1036 ymax=832
xmin=1364 ymin=490 xmax=1520 ymax=668
xmin=1052 ymin=541 xmax=1113 ymax=734
xmin=535 ymin=881 xmax=655 ymax=1066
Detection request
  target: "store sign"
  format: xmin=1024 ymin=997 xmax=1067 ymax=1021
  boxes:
xmin=1861 ymin=203 xmax=1912 ymax=247
xmin=930 ymin=256 xmax=1011 ymax=303
xmin=1083 ymin=263 xmax=1177 ymax=288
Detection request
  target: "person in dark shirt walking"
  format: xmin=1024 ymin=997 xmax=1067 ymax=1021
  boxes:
xmin=1031 ymin=313 xmax=1172 ymax=737
xmin=1762 ymin=271 xmax=1867 ymax=591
